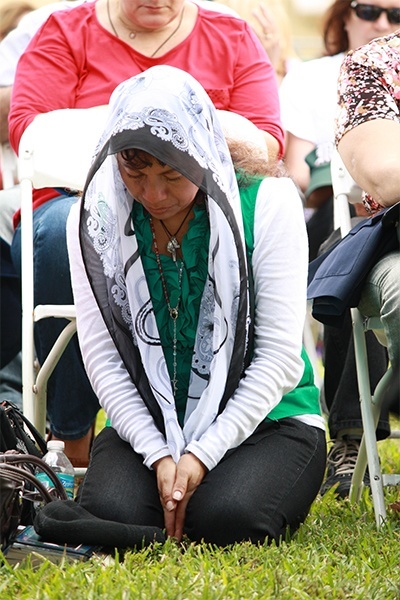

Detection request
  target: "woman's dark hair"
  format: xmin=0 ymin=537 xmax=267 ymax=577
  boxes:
xmin=322 ymin=0 xmax=353 ymax=56
xmin=119 ymin=142 xmax=284 ymax=189
xmin=120 ymin=148 xmax=165 ymax=169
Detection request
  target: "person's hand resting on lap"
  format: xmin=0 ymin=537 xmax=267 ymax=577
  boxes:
xmin=153 ymin=453 xmax=207 ymax=540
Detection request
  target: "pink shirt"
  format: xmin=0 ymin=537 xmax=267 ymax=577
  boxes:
xmin=10 ymin=3 xmax=283 ymax=153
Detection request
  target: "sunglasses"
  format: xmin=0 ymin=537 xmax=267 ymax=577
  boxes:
xmin=350 ymin=1 xmax=400 ymax=24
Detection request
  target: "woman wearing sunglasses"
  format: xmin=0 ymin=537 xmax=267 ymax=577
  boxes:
xmin=279 ymin=0 xmax=400 ymax=500
xmin=349 ymin=1 xmax=400 ymax=24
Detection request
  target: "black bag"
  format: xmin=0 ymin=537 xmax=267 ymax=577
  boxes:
xmin=0 ymin=401 xmax=60 ymax=550
xmin=0 ymin=400 xmax=47 ymax=457
xmin=308 ymin=202 xmax=400 ymax=327
xmin=0 ymin=453 xmax=68 ymax=550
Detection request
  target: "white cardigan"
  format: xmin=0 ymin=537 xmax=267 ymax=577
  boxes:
xmin=67 ymin=177 xmax=321 ymax=471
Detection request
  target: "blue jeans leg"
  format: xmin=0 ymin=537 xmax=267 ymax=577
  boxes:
xmin=1 ymin=237 xmax=22 ymax=368
xmin=359 ymin=250 xmax=400 ymax=367
xmin=11 ymin=195 xmax=100 ymax=439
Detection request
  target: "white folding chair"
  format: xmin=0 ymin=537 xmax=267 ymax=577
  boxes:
xmin=331 ymin=149 xmax=400 ymax=528
xmin=18 ymin=106 xmax=108 ymax=454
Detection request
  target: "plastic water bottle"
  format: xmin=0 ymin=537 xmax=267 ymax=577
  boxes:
xmin=36 ymin=440 xmax=75 ymax=500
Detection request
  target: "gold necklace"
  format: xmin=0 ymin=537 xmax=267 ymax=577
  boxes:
xmin=149 ymin=218 xmax=185 ymax=396
xmin=107 ymin=0 xmax=185 ymax=58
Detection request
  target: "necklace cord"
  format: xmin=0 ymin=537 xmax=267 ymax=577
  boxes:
xmin=155 ymin=201 xmax=194 ymax=261
xmin=160 ymin=201 xmax=194 ymax=238
xmin=149 ymin=218 xmax=185 ymax=395
xmin=107 ymin=0 xmax=119 ymax=37
xmin=107 ymin=0 xmax=185 ymax=58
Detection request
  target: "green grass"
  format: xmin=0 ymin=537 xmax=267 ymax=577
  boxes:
xmin=1 ymin=433 xmax=399 ymax=599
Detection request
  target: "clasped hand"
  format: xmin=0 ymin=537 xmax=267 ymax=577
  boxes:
xmin=152 ymin=453 xmax=207 ymax=541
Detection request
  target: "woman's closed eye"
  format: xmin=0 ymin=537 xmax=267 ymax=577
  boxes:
xmin=126 ymin=171 xmax=183 ymax=183
xmin=164 ymin=174 xmax=183 ymax=182
xmin=126 ymin=172 xmax=145 ymax=180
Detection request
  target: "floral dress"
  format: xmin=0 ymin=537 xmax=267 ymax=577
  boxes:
xmin=335 ymin=32 xmax=400 ymax=214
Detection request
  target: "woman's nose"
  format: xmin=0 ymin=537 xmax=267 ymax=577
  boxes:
xmin=374 ymin=12 xmax=394 ymax=32
xmin=142 ymin=180 xmax=167 ymax=203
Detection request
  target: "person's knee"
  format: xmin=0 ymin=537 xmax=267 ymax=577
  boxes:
xmin=34 ymin=199 xmax=73 ymax=246
xmin=33 ymin=199 xmax=78 ymax=298
xmin=185 ymin=493 xmax=273 ymax=546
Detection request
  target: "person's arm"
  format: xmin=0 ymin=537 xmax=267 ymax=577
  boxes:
xmin=338 ymin=119 xmax=400 ymax=208
xmin=252 ymin=3 xmax=282 ymax=75
xmin=66 ymin=202 xmax=171 ymax=469
xmin=279 ymin=61 xmax=319 ymax=196
xmin=9 ymin=13 xmax=81 ymax=153
xmin=228 ymin=20 xmax=284 ymax=159
xmin=283 ymin=132 xmax=313 ymax=194
xmin=0 ymin=86 xmax=12 ymax=143
xmin=0 ymin=14 xmax=36 ymax=86
xmin=186 ymin=176 xmax=308 ymax=470
xmin=1 ymin=4 xmax=72 ymax=145
xmin=336 ymin=39 xmax=400 ymax=209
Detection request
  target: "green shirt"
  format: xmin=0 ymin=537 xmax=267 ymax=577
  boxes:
xmin=131 ymin=179 xmax=320 ymax=426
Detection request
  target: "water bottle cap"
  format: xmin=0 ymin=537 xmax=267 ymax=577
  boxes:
xmin=47 ymin=440 xmax=65 ymax=451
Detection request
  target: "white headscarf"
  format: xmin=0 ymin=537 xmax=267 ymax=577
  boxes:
xmin=79 ymin=66 xmax=251 ymax=461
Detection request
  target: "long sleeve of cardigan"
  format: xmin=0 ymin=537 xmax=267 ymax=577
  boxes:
xmin=67 ymin=202 xmax=171 ymax=469
xmin=67 ymin=177 xmax=308 ymax=471
xmin=187 ymin=177 xmax=308 ymax=469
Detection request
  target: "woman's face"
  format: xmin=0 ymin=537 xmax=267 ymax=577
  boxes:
xmin=118 ymin=150 xmax=199 ymax=221
xmin=345 ymin=0 xmax=400 ymax=50
xmin=119 ymin=0 xmax=185 ymax=30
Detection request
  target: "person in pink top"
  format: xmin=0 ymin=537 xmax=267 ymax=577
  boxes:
xmin=8 ymin=0 xmax=283 ymax=467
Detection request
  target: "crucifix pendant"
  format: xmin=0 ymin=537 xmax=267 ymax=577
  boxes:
xmin=166 ymin=237 xmax=180 ymax=262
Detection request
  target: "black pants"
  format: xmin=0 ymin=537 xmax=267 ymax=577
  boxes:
xmin=78 ymin=420 xmax=326 ymax=547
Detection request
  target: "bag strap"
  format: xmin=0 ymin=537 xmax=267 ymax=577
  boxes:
xmin=0 ymin=454 xmax=68 ymax=501
xmin=1 ymin=401 xmax=47 ymax=455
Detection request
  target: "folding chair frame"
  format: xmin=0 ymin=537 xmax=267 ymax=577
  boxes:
xmin=18 ymin=107 xmax=108 ymax=442
xmin=331 ymin=149 xmax=400 ymax=528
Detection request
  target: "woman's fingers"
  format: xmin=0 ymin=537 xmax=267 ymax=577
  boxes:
xmin=171 ymin=453 xmax=208 ymax=541
xmin=152 ymin=455 xmax=178 ymax=535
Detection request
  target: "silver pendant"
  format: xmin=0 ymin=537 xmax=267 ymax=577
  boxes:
xmin=166 ymin=237 xmax=180 ymax=262
xmin=169 ymin=307 xmax=179 ymax=320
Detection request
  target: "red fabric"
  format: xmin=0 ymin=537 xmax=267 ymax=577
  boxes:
xmin=9 ymin=3 xmax=284 ymax=224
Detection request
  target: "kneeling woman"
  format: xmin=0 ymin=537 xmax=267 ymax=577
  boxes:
xmin=67 ymin=65 xmax=326 ymax=546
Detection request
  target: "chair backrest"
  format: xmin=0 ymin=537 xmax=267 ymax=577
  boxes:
xmin=17 ymin=106 xmax=108 ymax=433
xmin=18 ymin=105 xmax=109 ymax=191
xmin=330 ymin=148 xmax=363 ymax=237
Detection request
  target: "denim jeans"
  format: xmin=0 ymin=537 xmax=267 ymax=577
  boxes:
xmin=324 ymin=249 xmax=400 ymax=440
xmin=78 ymin=420 xmax=326 ymax=546
xmin=11 ymin=195 xmax=100 ymax=439
xmin=1 ymin=237 xmax=21 ymax=368
xmin=315 ymin=208 xmax=399 ymax=440
xmin=359 ymin=250 xmax=400 ymax=367
xmin=324 ymin=311 xmax=390 ymax=440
